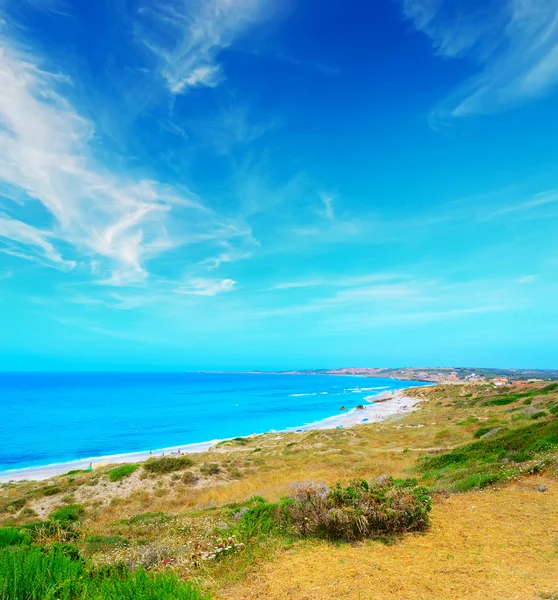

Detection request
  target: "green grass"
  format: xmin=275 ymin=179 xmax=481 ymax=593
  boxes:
xmin=108 ymin=464 xmax=139 ymax=482
xmin=0 ymin=546 xmax=210 ymax=600
xmin=0 ymin=528 xmax=31 ymax=547
xmin=419 ymin=417 xmax=558 ymax=491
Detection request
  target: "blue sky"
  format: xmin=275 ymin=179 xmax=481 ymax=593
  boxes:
xmin=1 ymin=0 xmax=557 ymax=371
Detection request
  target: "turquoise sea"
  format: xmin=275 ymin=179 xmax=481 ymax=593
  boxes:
xmin=0 ymin=373 xmax=428 ymax=475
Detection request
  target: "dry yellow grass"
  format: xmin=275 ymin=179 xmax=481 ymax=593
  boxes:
xmin=220 ymin=475 xmax=558 ymax=600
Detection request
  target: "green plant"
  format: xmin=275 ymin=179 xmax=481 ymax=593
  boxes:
xmin=473 ymin=426 xmax=493 ymax=438
xmin=84 ymin=534 xmax=128 ymax=553
xmin=0 ymin=498 xmax=26 ymax=514
xmin=288 ymin=477 xmax=431 ymax=541
xmin=0 ymin=545 xmax=210 ymax=600
xmin=200 ymin=463 xmax=220 ymax=476
xmin=108 ymin=464 xmax=139 ymax=482
xmin=143 ymin=456 xmax=194 ymax=474
xmin=41 ymin=485 xmax=62 ymax=497
xmin=0 ymin=528 xmax=31 ymax=547
xmin=50 ymin=504 xmax=85 ymax=524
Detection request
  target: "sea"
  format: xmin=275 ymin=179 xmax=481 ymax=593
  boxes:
xmin=0 ymin=372 xmax=428 ymax=476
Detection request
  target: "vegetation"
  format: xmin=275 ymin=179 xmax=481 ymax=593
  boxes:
xmin=143 ymin=456 xmax=194 ymax=474
xmin=0 ymin=545 xmax=209 ymax=600
xmin=419 ymin=418 xmax=558 ymax=491
xmin=108 ymin=464 xmax=138 ymax=482
xmin=287 ymin=477 xmax=431 ymax=540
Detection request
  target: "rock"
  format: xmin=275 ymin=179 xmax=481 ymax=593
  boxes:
xmin=339 ymin=406 xmax=346 ymax=411
xmin=538 ymin=485 xmax=547 ymax=493
xmin=480 ymin=427 xmax=503 ymax=440
xmin=375 ymin=474 xmax=391 ymax=485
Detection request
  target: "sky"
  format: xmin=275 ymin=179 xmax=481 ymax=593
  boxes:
xmin=0 ymin=0 xmax=557 ymax=371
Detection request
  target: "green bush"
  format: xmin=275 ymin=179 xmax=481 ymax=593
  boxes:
xmin=143 ymin=456 xmax=194 ymax=474
xmin=473 ymin=426 xmax=493 ymax=438
xmin=0 ymin=528 xmax=31 ymax=547
xmin=108 ymin=464 xmax=139 ymax=482
xmin=0 ymin=498 xmax=26 ymax=514
xmin=482 ymin=397 xmax=517 ymax=406
xmin=41 ymin=485 xmax=62 ymax=497
xmin=200 ymin=463 xmax=220 ymax=476
xmin=530 ymin=411 xmax=548 ymax=420
xmin=288 ymin=477 xmax=431 ymax=541
xmin=85 ymin=535 xmax=128 ymax=553
xmin=50 ymin=504 xmax=84 ymax=524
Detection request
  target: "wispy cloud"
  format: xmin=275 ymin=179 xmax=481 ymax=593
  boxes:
xmin=268 ymin=273 xmax=401 ymax=291
xmin=0 ymin=41 xmax=252 ymax=288
xmin=401 ymin=0 xmax=558 ymax=120
xmin=176 ymin=278 xmax=236 ymax=296
xmin=319 ymin=192 xmax=335 ymax=221
xmin=136 ymin=0 xmax=269 ymax=95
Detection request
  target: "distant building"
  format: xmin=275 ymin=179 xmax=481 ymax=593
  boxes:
xmin=490 ymin=378 xmax=508 ymax=386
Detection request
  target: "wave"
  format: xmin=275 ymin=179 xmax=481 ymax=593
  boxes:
xmin=344 ymin=386 xmax=389 ymax=393
xmin=289 ymin=392 xmax=318 ymax=397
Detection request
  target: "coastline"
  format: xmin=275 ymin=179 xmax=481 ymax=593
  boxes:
xmin=0 ymin=387 xmax=426 ymax=483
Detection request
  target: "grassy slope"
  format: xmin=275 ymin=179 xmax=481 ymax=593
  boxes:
xmin=1 ymin=382 xmax=558 ymax=599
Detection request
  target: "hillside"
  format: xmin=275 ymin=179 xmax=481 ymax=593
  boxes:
xmin=284 ymin=366 xmax=558 ymax=383
xmin=1 ymin=382 xmax=558 ymax=599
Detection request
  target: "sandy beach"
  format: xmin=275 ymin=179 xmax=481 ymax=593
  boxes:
xmin=0 ymin=388 xmax=423 ymax=483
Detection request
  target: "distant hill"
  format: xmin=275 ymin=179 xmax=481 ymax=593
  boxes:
xmin=282 ymin=366 xmax=558 ymax=383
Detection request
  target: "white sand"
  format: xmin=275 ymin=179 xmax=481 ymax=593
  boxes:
xmin=292 ymin=389 xmax=422 ymax=431
xmin=0 ymin=388 xmax=424 ymax=483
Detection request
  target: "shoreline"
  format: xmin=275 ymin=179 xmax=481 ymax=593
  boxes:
xmin=0 ymin=388 xmax=426 ymax=483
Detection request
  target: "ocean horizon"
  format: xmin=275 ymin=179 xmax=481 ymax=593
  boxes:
xmin=0 ymin=372 xmax=429 ymax=476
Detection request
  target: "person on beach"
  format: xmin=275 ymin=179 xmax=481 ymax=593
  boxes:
xmin=88 ymin=462 xmax=92 ymax=471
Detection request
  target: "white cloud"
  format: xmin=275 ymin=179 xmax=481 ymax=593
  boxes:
xmin=516 ymin=275 xmax=537 ymax=284
xmin=176 ymin=278 xmax=236 ymax=296
xmin=0 ymin=41 xmax=252 ymax=287
xmin=136 ymin=0 xmax=268 ymax=95
xmin=319 ymin=192 xmax=335 ymax=221
xmin=401 ymin=0 xmax=558 ymax=119
xmin=268 ymin=273 xmax=401 ymax=291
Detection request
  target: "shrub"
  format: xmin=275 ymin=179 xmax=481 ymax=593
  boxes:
xmin=50 ymin=504 xmax=85 ymax=524
xmin=0 ymin=498 xmax=26 ymax=514
xmin=85 ymin=534 xmax=128 ymax=553
xmin=200 ymin=463 xmax=220 ymax=476
xmin=288 ymin=477 xmax=431 ymax=541
xmin=482 ymin=397 xmax=517 ymax=406
xmin=182 ymin=471 xmax=199 ymax=485
xmin=41 ymin=485 xmax=62 ymax=497
xmin=108 ymin=464 xmax=139 ymax=482
xmin=143 ymin=456 xmax=194 ymax=474
xmin=473 ymin=426 xmax=493 ymax=438
xmin=531 ymin=411 xmax=548 ymax=420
